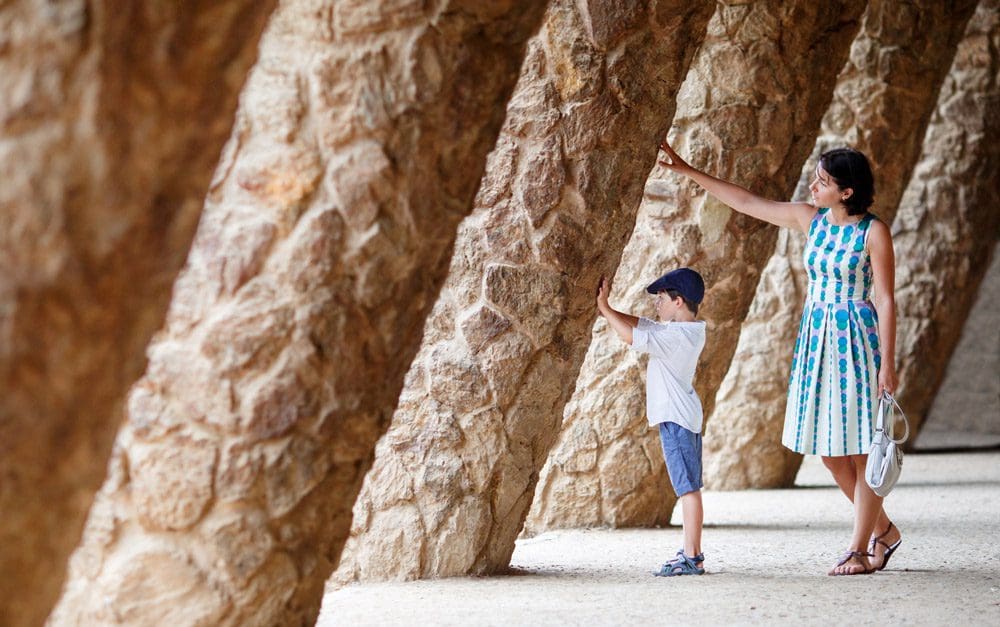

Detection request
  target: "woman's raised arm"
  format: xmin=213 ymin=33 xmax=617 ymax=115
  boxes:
xmin=658 ymin=141 xmax=816 ymax=233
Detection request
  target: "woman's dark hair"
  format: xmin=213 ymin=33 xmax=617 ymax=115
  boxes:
xmin=666 ymin=289 xmax=698 ymax=316
xmin=819 ymin=148 xmax=875 ymax=216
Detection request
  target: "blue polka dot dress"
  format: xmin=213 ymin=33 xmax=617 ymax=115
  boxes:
xmin=782 ymin=208 xmax=881 ymax=456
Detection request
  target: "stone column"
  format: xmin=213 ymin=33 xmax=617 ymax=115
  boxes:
xmin=49 ymin=1 xmax=546 ymax=625
xmin=526 ymin=0 xmax=865 ymax=533
xmin=0 ymin=2 xmax=276 ymax=625
xmin=332 ymin=0 xmax=716 ymax=586
xmin=917 ymin=241 xmax=1000 ymax=448
xmin=894 ymin=0 xmax=1000 ymax=443
xmin=703 ymin=0 xmax=978 ymax=489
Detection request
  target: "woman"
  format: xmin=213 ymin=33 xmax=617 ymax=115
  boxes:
xmin=657 ymin=141 xmax=902 ymax=575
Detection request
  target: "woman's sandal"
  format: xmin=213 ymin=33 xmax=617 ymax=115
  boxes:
xmin=869 ymin=522 xmax=902 ymax=571
xmin=654 ymin=550 xmax=705 ymax=577
xmin=828 ymin=550 xmax=874 ymax=576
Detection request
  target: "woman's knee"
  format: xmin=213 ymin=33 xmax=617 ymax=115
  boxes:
xmin=821 ymin=455 xmax=850 ymax=471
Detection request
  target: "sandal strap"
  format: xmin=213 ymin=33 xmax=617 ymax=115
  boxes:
xmin=836 ymin=550 xmax=873 ymax=567
xmin=869 ymin=521 xmax=897 ymax=551
xmin=874 ymin=521 xmax=895 ymax=541
xmin=674 ymin=548 xmax=705 ymax=563
xmin=657 ymin=553 xmax=704 ymax=576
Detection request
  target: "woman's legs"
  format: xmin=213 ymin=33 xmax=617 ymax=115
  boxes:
xmin=848 ymin=455 xmax=882 ymax=556
xmin=821 ymin=455 xmax=858 ymax=498
xmin=821 ymin=454 xmax=899 ymax=574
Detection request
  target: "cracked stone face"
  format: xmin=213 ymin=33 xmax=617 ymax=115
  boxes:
xmin=47 ymin=1 xmax=548 ymax=625
xmin=0 ymin=2 xmax=276 ymax=624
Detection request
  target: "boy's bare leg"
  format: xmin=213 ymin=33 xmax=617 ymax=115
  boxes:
xmin=821 ymin=455 xmax=900 ymax=568
xmin=680 ymin=490 xmax=703 ymax=562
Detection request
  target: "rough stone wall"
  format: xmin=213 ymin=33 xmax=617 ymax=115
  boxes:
xmin=918 ymin=240 xmax=1000 ymax=448
xmin=332 ymin=0 xmax=716 ymax=586
xmin=49 ymin=2 xmax=546 ymax=625
xmin=703 ymin=0 xmax=978 ymax=489
xmin=893 ymin=0 xmax=1000 ymax=443
xmin=525 ymin=0 xmax=865 ymax=533
xmin=0 ymin=2 xmax=276 ymax=625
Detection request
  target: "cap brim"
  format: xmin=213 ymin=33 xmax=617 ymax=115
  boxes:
xmin=645 ymin=277 xmax=673 ymax=294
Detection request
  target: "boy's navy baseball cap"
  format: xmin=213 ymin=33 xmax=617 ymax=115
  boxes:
xmin=645 ymin=268 xmax=705 ymax=304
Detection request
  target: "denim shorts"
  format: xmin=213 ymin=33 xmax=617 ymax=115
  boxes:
xmin=658 ymin=421 xmax=703 ymax=497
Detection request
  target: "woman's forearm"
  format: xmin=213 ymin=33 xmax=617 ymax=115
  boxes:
xmin=874 ymin=296 xmax=897 ymax=372
xmin=682 ymin=166 xmax=757 ymax=211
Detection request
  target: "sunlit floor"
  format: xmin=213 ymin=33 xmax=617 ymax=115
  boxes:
xmin=318 ymin=450 xmax=1000 ymax=626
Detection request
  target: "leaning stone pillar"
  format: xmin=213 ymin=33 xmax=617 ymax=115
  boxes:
xmin=0 ymin=2 xmax=276 ymax=625
xmin=332 ymin=0 xmax=716 ymax=586
xmin=703 ymin=0 xmax=978 ymax=489
xmin=917 ymin=241 xmax=1000 ymax=446
xmin=49 ymin=2 xmax=546 ymax=625
xmin=894 ymin=0 xmax=1000 ymax=443
xmin=525 ymin=0 xmax=865 ymax=533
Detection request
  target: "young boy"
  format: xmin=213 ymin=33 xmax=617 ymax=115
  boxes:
xmin=595 ymin=267 xmax=708 ymax=576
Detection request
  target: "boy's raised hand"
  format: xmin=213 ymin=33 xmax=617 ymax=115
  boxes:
xmin=596 ymin=276 xmax=610 ymax=317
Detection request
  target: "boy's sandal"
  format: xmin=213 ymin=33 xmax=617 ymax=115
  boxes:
xmin=868 ymin=522 xmax=902 ymax=571
xmin=683 ymin=548 xmax=705 ymax=565
xmin=672 ymin=548 xmax=705 ymax=566
xmin=654 ymin=552 xmax=705 ymax=577
xmin=828 ymin=550 xmax=874 ymax=576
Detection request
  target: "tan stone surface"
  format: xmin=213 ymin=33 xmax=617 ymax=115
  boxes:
xmin=527 ymin=0 xmax=865 ymax=532
xmin=0 ymin=2 xmax=275 ymax=625
xmin=894 ymin=0 xmax=1000 ymax=442
xmin=703 ymin=0 xmax=978 ymax=489
xmin=333 ymin=0 xmax=716 ymax=586
xmin=49 ymin=1 xmax=546 ymax=624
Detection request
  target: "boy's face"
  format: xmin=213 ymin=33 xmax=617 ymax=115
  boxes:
xmin=654 ymin=291 xmax=684 ymax=321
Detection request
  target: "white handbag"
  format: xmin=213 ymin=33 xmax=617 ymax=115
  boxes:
xmin=865 ymin=391 xmax=910 ymax=497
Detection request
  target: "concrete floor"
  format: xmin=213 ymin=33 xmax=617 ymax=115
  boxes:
xmin=318 ymin=451 xmax=1000 ymax=626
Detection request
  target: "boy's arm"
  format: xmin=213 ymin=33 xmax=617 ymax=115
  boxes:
xmin=596 ymin=276 xmax=639 ymax=345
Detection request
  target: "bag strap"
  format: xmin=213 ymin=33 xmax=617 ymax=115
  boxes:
xmin=877 ymin=391 xmax=910 ymax=444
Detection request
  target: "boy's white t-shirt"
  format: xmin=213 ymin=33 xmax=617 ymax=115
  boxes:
xmin=629 ymin=317 xmax=706 ymax=433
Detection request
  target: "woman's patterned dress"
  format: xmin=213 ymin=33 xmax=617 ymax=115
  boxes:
xmin=782 ymin=207 xmax=882 ymax=456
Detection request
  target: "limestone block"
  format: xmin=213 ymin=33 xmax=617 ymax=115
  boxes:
xmin=333 ymin=0 xmax=717 ymax=586
xmin=0 ymin=2 xmax=276 ymax=625
xmin=50 ymin=1 xmax=546 ymax=625
xmin=529 ymin=0 xmax=866 ymax=532
xmin=704 ymin=0 xmax=978 ymax=489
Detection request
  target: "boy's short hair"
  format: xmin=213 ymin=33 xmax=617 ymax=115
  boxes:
xmin=665 ymin=289 xmax=699 ymax=315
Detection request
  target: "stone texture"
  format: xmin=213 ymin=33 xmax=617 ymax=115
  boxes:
xmin=893 ymin=0 xmax=1000 ymax=442
xmin=333 ymin=0 xmax=716 ymax=586
xmin=527 ymin=0 xmax=865 ymax=532
xmin=0 ymin=2 xmax=276 ymax=625
xmin=917 ymin=240 xmax=1000 ymax=448
xmin=49 ymin=1 xmax=547 ymax=625
xmin=703 ymin=0 xmax=978 ymax=489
